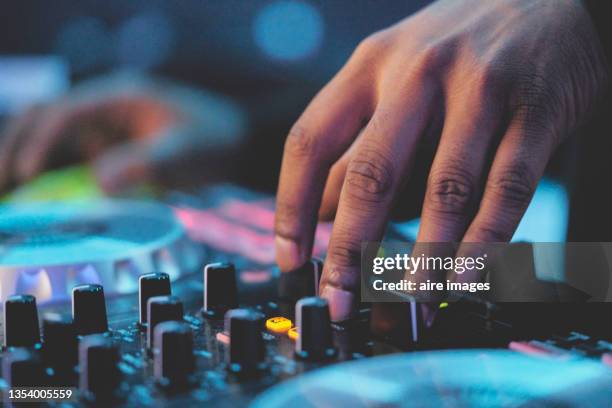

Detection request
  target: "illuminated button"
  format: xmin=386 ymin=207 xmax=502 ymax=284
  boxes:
xmin=287 ymin=327 xmax=298 ymax=341
xmin=266 ymin=317 xmax=292 ymax=334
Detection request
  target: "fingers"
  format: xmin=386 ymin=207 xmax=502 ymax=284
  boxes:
xmin=94 ymin=141 xmax=152 ymax=194
xmin=274 ymin=77 xmax=372 ymax=272
xmin=318 ymin=152 xmax=349 ymax=221
xmin=320 ymin=86 xmax=437 ymax=321
xmin=0 ymin=105 xmax=46 ymax=192
xmin=417 ymin=89 xmax=503 ymax=243
xmin=12 ymin=102 xmax=102 ymax=182
xmin=455 ymin=116 xmax=555 ymax=283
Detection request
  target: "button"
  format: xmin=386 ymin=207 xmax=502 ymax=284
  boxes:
xmin=42 ymin=313 xmax=78 ymax=378
xmin=202 ymin=262 xmax=238 ymax=318
xmin=2 ymin=348 xmax=45 ymax=386
xmin=153 ymin=321 xmax=195 ymax=389
xmin=139 ymin=272 xmax=171 ymax=326
xmin=72 ymin=284 xmax=108 ymax=335
xmin=79 ymin=334 xmax=123 ymax=402
xmin=287 ymin=327 xmax=298 ymax=341
xmin=225 ymin=309 xmax=266 ymax=375
xmin=295 ymin=297 xmax=336 ymax=360
xmin=147 ymin=296 xmax=184 ymax=351
xmin=3 ymin=294 xmax=41 ymax=348
xmin=266 ymin=317 xmax=292 ymax=334
xmin=278 ymin=259 xmax=322 ymax=302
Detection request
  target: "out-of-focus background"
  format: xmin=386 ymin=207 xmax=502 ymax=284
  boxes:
xmin=0 ymin=0 xmax=609 ymax=242
xmin=0 ymin=0 xmax=427 ymax=189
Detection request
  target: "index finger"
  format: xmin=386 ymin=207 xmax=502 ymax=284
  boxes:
xmin=274 ymin=75 xmax=371 ymax=272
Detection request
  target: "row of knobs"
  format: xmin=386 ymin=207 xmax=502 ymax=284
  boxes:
xmin=2 ymin=261 xmax=335 ymax=399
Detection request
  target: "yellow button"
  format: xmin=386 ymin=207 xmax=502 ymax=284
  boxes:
xmin=266 ymin=317 xmax=292 ymax=334
xmin=287 ymin=326 xmax=299 ymax=341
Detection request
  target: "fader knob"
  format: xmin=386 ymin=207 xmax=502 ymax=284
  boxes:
xmin=295 ymin=297 xmax=336 ymax=360
xmin=3 ymin=294 xmax=40 ymax=348
xmin=72 ymin=284 xmax=108 ymax=335
xmin=153 ymin=321 xmax=195 ymax=389
xmin=2 ymin=348 xmax=45 ymax=386
xmin=278 ymin=259 xmax=322 ymax=301
xmin=139 ymin=272 xmax=171 ymax=325
xmin=147 ymin=296 xmax=184 ymax=350
xmin=225 ymin=309 xmax=266 ymax=375
xmin=370 ymin=301 xmax=424 ymax=346
xmin=79 ymin=334 xmax=123 ymax=402
xmin=42 ymin=313 xmax=78 ymax=376
xmin=202 ymin=262 xmax=238 ymax=318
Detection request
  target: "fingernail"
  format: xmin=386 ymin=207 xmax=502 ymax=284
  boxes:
xmin=275 ymin=235 xmax=305 ymax=272
xmin=320 ymin=285 xmax=355 ymax=322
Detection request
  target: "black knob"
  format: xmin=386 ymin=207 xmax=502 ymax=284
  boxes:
xmin=3 ymin=294 xmax=41 ymax=348
xmin=139 ymin=272 xmax=171 ymax=326
xmin=278 ymin=259 xmax=323 ymax=302
xmin=295 ymin=297 xmax=336 ymax=360
xmin=153 ymin=321 xmax=195 ymax=389
xmin=72 ymin=284 xmax=108 ymax=335
xmin=42 ymin=313 xmax=78 ymax=377
xmin=147 ymin=296 xmax=184 ymax=350
xmin=370 ymin=301 xmax=424 ymax=347
xmin=202 ymin=262 xmax=238 ymax=318
xmin=79 ymin=334 xmax=123 ymax=402
xmin=225 ymin=309 xmax=266 ymax=375
xmin=2 ymin=348 xmax=45 ymax=386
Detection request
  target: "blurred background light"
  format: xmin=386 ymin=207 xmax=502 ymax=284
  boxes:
xmin=253 ymin=0 xmax=323 ymax=62
xmin=116 ymin=10 xmax=176 ymax=70
xmin=54 ymin=16 xmax=112 ymax=74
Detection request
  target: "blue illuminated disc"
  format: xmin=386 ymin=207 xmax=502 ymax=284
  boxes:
xmin=251 ymin=349 xmax=612 ymax=407
xmin=0 ymin=200 xmax=201 ymax=302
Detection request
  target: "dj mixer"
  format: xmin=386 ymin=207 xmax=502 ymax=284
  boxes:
xmin=0 ymin=184 xmax=611 ymax=407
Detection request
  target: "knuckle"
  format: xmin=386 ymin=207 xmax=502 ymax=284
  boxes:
xmin=412 ymin=40 xmax=456 ymax=77
xmin=284 ymin=122 xmax=320 ymax=159
xmin=510 ymin=71 xmax=556 ymax=127
xmin=328 ymin=235 xmax=362 ymax=271
xmin=354 ymin=31 xmax=389 ymax=58
xmin=486 ymin=164 xmax=535 ymax=208
xmin=426 ymin=167 xmax=476 ymax=215
xmin=345 ymin=150 xmax=394 ymax=204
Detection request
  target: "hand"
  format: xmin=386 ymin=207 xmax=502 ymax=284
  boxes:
xmin=275 ymin=0 xmax=608 ymax=321
xmin=0 ymin=73 xmax=245 ymax=194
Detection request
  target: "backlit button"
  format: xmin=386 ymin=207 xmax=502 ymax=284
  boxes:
xmin=265 ymin=317 xmax=292 ymax=334
xmin=287 ymin=327 xmax=298 ymax=341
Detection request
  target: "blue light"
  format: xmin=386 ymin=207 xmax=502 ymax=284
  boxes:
xmin=253 ymin=0 xmax=324 ymax=62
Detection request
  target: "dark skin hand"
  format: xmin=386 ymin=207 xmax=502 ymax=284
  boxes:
xmin=0 ymin=74 xmax=245 ymax=194
xmin=275 ymin=0 xmax=609 ymax=321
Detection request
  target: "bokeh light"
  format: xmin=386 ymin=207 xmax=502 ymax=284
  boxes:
xmin=116 ymin=11 xmax=176 ymax=70
xmin=54 ymin=16 xmax=112 ymax=73
xmin=253 ymin=0 xmax=324 ymax=62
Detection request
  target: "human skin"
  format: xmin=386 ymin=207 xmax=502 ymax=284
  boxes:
xmin=0 ymin=74 xmax=245 ymax=194
xmin=274 ymin=0 xmax=609 ymax=321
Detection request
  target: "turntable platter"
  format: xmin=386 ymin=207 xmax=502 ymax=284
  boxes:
xmin=250 ymin=349 xmax=612 ymax=408
xmin=0 ymin=200 xmax=202 ymax=302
